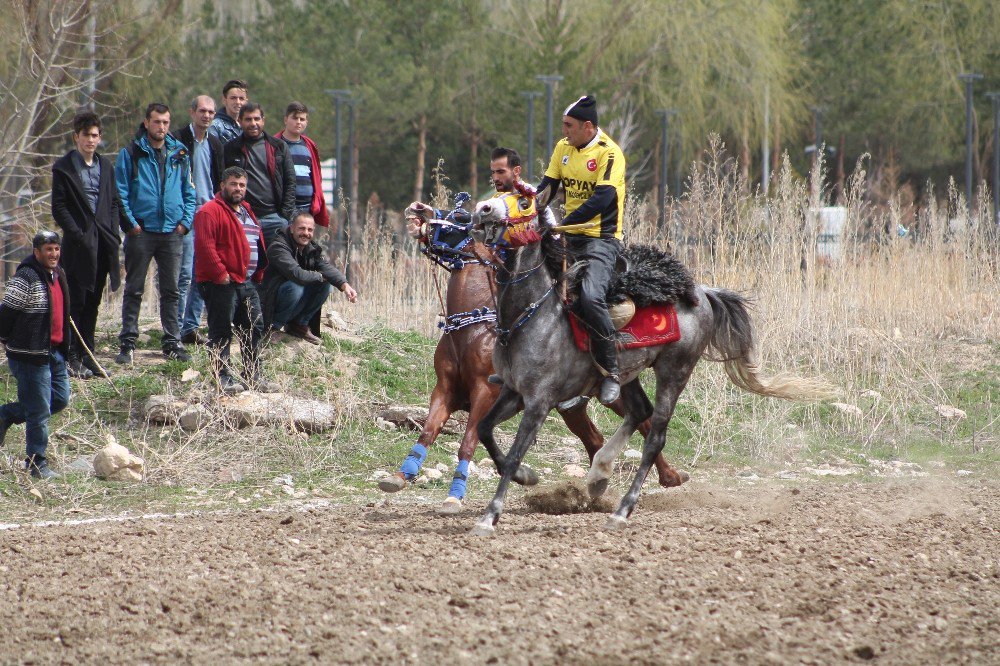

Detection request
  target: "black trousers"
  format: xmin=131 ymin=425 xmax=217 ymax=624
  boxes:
xmin=566 ymin=235 xmax=621 ymax=340
xmin=67 ymin=267 xmax=109 ymax=360
xmin=200 ymin=281 xmax=264 ymax=379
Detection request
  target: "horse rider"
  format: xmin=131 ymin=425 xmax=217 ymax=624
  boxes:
xmin=535 ymin=95 xmax=627 ymax=405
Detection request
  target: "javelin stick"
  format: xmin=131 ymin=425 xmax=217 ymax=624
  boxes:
xmin=68 ymin=317 xmax=121 ymax=396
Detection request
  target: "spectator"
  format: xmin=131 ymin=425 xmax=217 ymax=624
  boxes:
xmin=194 ymin=167 xmax=276 ymax=393
xmin=223 ymin=102 xmax=296 ymax=245
xmin=208 ymin=79 xmax=247 ymax=145
xmin=262 ymin=212 xmax=357 ymax=344
xmin=273 ymin=102 xmax=330 ymax=228
xmin=50 ymin=110 xmax=121 ymax=379
xmin=0 ymin=231 xmax=72 ymax=479
xmin=173 ymin=95 xmax=225 ymax=346
xmin=115 ymin=102 xmax=196 ymax=364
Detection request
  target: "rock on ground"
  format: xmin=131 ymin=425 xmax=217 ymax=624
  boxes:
xmin=220 ymin=393 xmax=338 ymax=432
xmin=93 ymin=443 xmax=144 ymax=482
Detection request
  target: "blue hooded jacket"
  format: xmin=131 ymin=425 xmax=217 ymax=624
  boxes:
xmin=115 ymin=133 xmax=196 ymax=234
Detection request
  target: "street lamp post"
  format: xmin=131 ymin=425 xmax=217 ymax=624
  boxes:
xmin=521 ymin=91 xmax=541 ymax=183
xmin=323 ymin=88 xmax=351 ymax=260
xmin=986 ymin=91 xmax=1000 ymax=225
xmin=958 ymin=73 xmax=983 ymax=210
xmin=656 ymin=109 xmax=676 ymax=230
xmin=535 ymin=75 xmax=563 ymax=157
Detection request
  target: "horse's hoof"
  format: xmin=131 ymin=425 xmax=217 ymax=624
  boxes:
xmin=469 ymin=521 xmax=496 ymax=537
xmin=588 ymin=477 xmax=609 ymax=499
xmin=604 ymin=515 xmax=628 ymax=531
xmin=658 ymin=469 xmax=691 ymax=489
xmin=513 ymin=465 xmax=539 ymax=487
xmin=378 ymin=474 xmax=406 ymax=493
xmin=438 ymin=497 xmax=463 ymax=515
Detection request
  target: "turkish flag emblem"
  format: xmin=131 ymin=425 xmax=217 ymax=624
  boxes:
xmin=587 ymin=159 xmax=597 ymax=172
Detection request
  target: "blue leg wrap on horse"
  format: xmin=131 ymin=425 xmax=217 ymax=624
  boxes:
xmin=449 ymin=459 xmax=470 ymax=499
xmin=399 ymin=443 xmax=427 ymax=479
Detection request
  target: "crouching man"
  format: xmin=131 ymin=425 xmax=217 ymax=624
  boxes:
xmin=0 ymin=231 xmax=72 ymax=479
xmin=262 ymin=212 xmax=357 ymax=344
xmin=194 ymin=167 xmax=277 ymax=393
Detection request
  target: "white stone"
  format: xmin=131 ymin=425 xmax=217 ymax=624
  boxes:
xmin=143 ymin=395 xmax=187 ymax=425
xmin=272 ymin=474 xmax=294 ymax=487
xmin=325 ymin=310 xmax=349 ymax=331
xmin=178 ymin=404 xmax=210 ymax=432
xmin=66 ymin=456 xmax=94 ymax=474
xmin=956 ymin=470 xmax=973 ymax=477
xmin=563 ymin=464 xmax=587 ymax=478
xmin=433 ymin=462 xmax=449 ymax=473
xmin=93 ymin=443 xmax=144 ymax=482
xmin=374 ymin=417 xmax=397 ymax=431
xmin=368 ymin=470 xmax=391 ymax=481
xmin=831 ymin=402 xmax=864 ymax=418
xmin=425 ymin=468 xmax=443 ymax=481
xmin=623 ymin=449 xmax=642 ymax=460
xmin=220 ymin=393 xmax=338 ymax=432
xmin=935 ymin=405 xmax=967 ymax=420
xmin=180 ymin=368 xmax=201 ymax=382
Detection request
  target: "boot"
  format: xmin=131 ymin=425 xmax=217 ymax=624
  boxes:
xmin=67 ymin=353 xmax=94 ymax=379
xmin=591 ymin=336 xmax=621 ymax=405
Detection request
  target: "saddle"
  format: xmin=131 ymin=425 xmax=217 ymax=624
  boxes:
xmin=564 ymin=243 xmax=699 ymax=352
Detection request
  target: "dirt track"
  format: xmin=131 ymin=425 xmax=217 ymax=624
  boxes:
xmin=0 ymin=477 xmax=996 ymax=664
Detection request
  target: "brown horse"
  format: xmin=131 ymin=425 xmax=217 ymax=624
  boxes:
xmin=378 ymin=196 xmax=686 ymax=513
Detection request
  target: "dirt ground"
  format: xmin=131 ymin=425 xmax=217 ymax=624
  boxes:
xmin=0 ymin=477 xmax=996 ymax=664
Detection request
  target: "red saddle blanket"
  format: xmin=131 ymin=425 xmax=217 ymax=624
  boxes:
xmin=568 ymin=303 xmax=681 ymax=352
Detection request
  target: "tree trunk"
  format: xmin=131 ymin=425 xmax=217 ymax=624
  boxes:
xmin=412 ymin=114 xmax=427 ymax=204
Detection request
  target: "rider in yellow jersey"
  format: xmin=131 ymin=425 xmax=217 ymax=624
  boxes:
xmin=535 ymin=95 xmax=626 ymax=404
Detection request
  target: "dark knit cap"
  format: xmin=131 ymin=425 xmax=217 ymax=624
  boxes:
xmin=563 ymin=95 xmax=598 ymax=125
xmin=32 ymin=230 xmax=61 ymax=248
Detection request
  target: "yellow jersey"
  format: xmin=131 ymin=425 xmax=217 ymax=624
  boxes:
xmin=543 ymin=129 xmax=625 ymax=239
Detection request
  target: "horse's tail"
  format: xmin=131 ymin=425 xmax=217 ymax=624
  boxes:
xmin=703 ymin=288 xmax=837 ymax=401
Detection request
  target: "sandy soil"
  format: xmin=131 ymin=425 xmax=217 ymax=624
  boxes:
xmin=0 ymin=477 xmax=996 ymax=664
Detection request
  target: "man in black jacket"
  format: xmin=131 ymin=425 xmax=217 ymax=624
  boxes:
xmin=50 ymin=111 xmax=121 ymax=379
xmin=173 ymin=95 xmax=225 ymax=345
xmin=222 ymin=102 xmax=296 ymax=245
xmin=0 ymin=231 xmax=72 ymax=479
xmin=262 ymin=212 xmax=357 ymax=344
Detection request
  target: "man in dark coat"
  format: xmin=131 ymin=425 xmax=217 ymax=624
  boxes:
xmin=0 ymin=231 xmax=72 ymax=479
xmin=222 ymin=102 xmax=297 ymax=245
xmin=50 ymin=111 xmax=121 ymax=378
xmin=262 ymin=212 xmax=357 ymax=344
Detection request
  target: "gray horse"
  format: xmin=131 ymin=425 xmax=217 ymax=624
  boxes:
xmin=468 ymin=198 xmax=834 ymax=535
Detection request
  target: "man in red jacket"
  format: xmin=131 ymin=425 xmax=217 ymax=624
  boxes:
xmin=273 ymin=102 xmax=330 ymax=228
xmin=193 ymin=167 xmax=276 ymax=394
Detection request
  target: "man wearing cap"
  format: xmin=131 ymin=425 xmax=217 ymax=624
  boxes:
xmin=536 ymin=94 xmax=627 ymax=404
xmin=0 ymin=231 xmax=72 ymax=479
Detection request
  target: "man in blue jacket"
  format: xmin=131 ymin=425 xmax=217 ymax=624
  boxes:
xmin=115 ymin=103 xmax=197 ymax=364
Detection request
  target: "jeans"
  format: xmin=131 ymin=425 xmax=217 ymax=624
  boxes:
xmin=272 ymin=281 xmax=332 ymax=329
xmin=257 ymin=213 xmax=289 ymax=246
xmin=119 ymin=230 xmax=184 ymax=349
xmin=178 ymin=230 xmax=205 ymax=336
xmin=67 ymin=267 xmax=109 ymax=359
xmin=0 ymin=350 xmax=71 ymax=465
xmin=200 ymin=281 xmax=264 ymax=380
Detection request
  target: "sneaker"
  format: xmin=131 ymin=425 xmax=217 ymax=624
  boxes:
xmin=163 ymin=346 xmax=192 ymax=362
xmin=115 ymin=347 xmax=134 ymax=365
xmin=246 ymin=374 xmax=280 ymax=393
xmin=26 ymin=458 xmax=59 ymax=480
xmin=68 ymin=357 xmax=94 ymax=379
xmin=218 ymin=374 xmax=247 ymax=395
xmin=81 ymin=356 xmax=111 ymax=378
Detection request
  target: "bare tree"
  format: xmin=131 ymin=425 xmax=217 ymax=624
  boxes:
xmin=0 ymin=0 xmax=181 ymax=275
